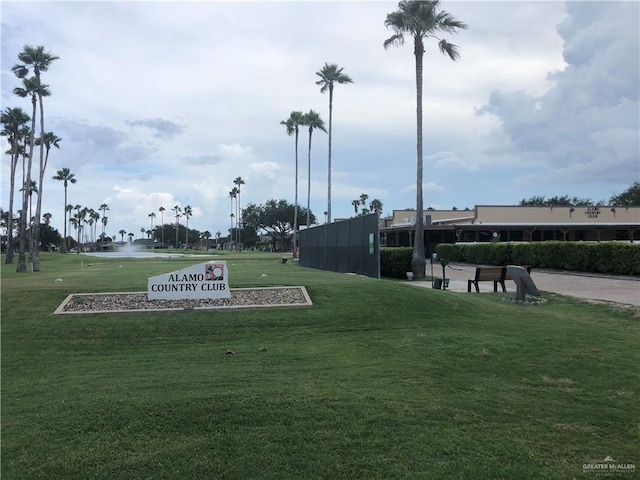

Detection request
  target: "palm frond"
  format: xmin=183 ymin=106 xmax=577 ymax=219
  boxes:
xmin=438 ymin=39 xmax=461 ymax=61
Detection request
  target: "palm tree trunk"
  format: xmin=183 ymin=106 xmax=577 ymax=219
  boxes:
xmin=327 ymin=87 xmax=334 ymax=224
xmin=32 ymin=91 xmax=46 ymax=271
xmin=412 ymin=37 xmax=426 ymax=280
xmin=16 ymin=99 xmax=36 ymax=273
xmin=6 ymin=144 xmax=18 ymax=264
xmin=63 ymin=186 xmax=68 ymax=252
xmin=307 ymin=128 xmax=312 ymax=227
xmin=293 ymin=131 xmax=299 ymax=257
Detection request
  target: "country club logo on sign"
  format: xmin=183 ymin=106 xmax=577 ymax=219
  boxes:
xmin=147 ymin=261 xmax=230 ymax=300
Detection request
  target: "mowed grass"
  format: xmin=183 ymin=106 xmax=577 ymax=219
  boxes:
xmin=2 ymin=252 xmax=638 ymax=479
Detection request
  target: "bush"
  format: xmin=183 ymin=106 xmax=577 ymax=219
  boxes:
xmin=380 ymin=247 xmax=413 ymax=279
xmin=434 ymin=242 xmax=640 ymax=276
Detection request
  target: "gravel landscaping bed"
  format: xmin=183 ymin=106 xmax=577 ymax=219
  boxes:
xmin=55 ymin=287 xmax=312 ymax=314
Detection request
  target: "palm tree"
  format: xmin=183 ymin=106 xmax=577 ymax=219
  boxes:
xmin=215 ymin=231 xmax=221 ymax=249
xmin=99 ymin=203 xmax=109 ymax=237
xmin=384 ymin=0 xmax=467 ymax=279
xmin=1 ymin=107 xmax=30 ymax=264
xmin=183 ymin=205 xmax=192 ymax=249
xmin=229 ymin=188 xmax=238 ymax=249
xmin=301 ymin=110 xmax=326 ymax=227
xmin=52 ymin=167 xmax=76 ymax=253
xmin=148 ymin=212 xmax=156 ymax=233
xmin=370 ymin=198 xmax=384 ymax=215
xmin=281 ymin=111 xmax=304 ymax=257
xmin=119 ymin=229 xmax=127 ymax=243
xmin=33 ymin=131 xmax=61 ymax=264
xmin=359 ymin=193 xmax=369 ymax=215
xmin=89 ymin=209 xmax=100 ymax=243
xmin=13 ymin=45 xmax=59 ymax=271
xmin=233 ymin=177 xmax=245 ymax=250
xmin=172 ymin=205 xmax=181 ymax=248
xmin=158 ymin=206 xmax=165 ymax=247
xmin=315 ymin=63 xmax=353 ymax=224
xmin=352 ymin=199 xmax=360 ymax=215
xmin=42 ymin=212 xmax=52 ymax=225
xmin=12 ymin=76 xmax=42 ymax=272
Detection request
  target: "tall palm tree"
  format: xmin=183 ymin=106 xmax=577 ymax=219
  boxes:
xmin=13 ymin=45 xmax=59 ymax=271
xmin=384 ymin=0 xmax=467 ymax=279
xmin=359 ymin=193 xmax=369 ymax=215
xmin=158 ymin=206 xmax=165 ymax=247
xmin=1 ymin=106 xmax=30 ymax=263
xmin=301 ymin=110 xmax=326 ymax=227
xmin=229 ymin=188 xmax=238 ymax=249
xmin=183 ymin=205 xmax=192 ymax=249
xmin=233 ymin=177 xmax=245 ymax=250
xmin=148 ymin=212 xmax=156 ymax=232
xmin=281 ymin=111 xmax=304 ymax=257
xmin=315 ymin=63 xmax=353 ymax=224
xmin=119 ymin=229 xmax=127 ymax=243
xmin=33 ymin=131 xmax=61 ymax=264
xmin=53 ymin=167 xmax=76 ymax=253
xmin=12 ymin=77 xmax=41 ymax=272
xmin=172 ymin=205 xmax=181 ymax=248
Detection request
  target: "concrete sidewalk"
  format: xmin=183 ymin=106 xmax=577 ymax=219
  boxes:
xmin=407 ymin=263 xmax=640 ymax=307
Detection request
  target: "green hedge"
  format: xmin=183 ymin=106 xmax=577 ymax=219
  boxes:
xmin=434 ymin=242 xmax=640 ymax=276
xmin=380 ymin=247 xmax=413 ymax=279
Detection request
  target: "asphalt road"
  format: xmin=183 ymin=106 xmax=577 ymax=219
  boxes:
xmin=409 ymin=263 xmax=640 ymax=307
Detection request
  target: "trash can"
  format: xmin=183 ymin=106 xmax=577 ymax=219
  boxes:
xmin=432 ymin=278 xmax=443 ymax=289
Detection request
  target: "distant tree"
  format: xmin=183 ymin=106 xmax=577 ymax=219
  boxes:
xmin=158 ymin=206 xmax=165 ymax=247
xmin=172 ymin=205 xmax=181 ymax=247
xmin=351 ymin=199 xmax=360 ymax=215
xmin=183 ymin=205 xmax=192 ymax=248
xmin=233 ymin=177 xmax=245 ymax=249
xmin=39 ymin=222 xmax=62 ymax=250
xmin=53 ymin=167 xmax=76 ymax=252
xmin=519 ymin=195 xmax=594 ymax=206
xmin=315 ymin=62 xmax=354 ymax=223
xmin=42 ymin=212 xmax=52 ymax=225
xmin=243 ymin=199 xmax=315 ymax=252
xmin=610 ymin=182 xmax=640 ymax=206
xmin=384 ymin=0 xmax=467 ymax=280
xmin=128 ymin=232 xmax=134 ymax=242
xmin=119 ymin=229 xmax=126 ymax=242
xmin=281 ymin=111 xmax=305 ymax=257
xmin=370 ymin=198 xmax=383 ymax=215
xmin=301 ymin=110 xmax=326 ymax=227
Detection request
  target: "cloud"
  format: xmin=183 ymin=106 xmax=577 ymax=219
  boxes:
xmin=126 ymin=118 xmax=184 ymax=139
xmin=477 ymin=1 xmax=640 ymax=188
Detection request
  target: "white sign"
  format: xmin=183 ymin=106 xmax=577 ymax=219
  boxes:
xmin=147 ymin=261 xmax=230 ymax=300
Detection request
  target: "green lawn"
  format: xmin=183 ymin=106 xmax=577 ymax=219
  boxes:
xmin=2 ymin=252 xmax=638 ymax=479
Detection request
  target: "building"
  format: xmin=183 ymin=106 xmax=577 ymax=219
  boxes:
xmin=381 ymin=205 xmax=640 ymax=253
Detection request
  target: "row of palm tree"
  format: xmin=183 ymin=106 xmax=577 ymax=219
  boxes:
xmin=228 ymin=176 xmax=245 ymax=250
xmin=280 ymin=110 xmax=327 ymax=256
xmin=351 ymin=194 xmax=383 ymax=216
xmin=8 ymin=45 xmax=60 ymax=272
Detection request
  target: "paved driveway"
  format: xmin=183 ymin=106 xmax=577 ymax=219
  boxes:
xmin=409 ymin=263 xmax=640 ymax=307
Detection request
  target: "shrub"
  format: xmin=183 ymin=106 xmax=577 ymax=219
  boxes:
xmin=380 ymin=247 xmax=413 ymax=279
xmin=434 ymin=242 xmax=639 ymax=276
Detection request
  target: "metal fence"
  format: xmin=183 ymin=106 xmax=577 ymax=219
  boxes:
xmin=298 ymin=213 xmax=380 ymax=278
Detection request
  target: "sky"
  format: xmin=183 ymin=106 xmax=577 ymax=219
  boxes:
xmin=1 ymin=0 xmax=639 ymax=241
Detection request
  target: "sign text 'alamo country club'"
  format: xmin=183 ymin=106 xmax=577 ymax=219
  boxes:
xmin=147 ymin=261 xmax=231 ymax=300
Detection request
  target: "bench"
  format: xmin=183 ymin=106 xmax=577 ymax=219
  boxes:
xmin=467 ymin=266 xmax=531 ymax=293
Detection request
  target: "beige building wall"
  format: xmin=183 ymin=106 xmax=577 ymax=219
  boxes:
xmin=475 ymin=205 xmax=640 ymax=224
